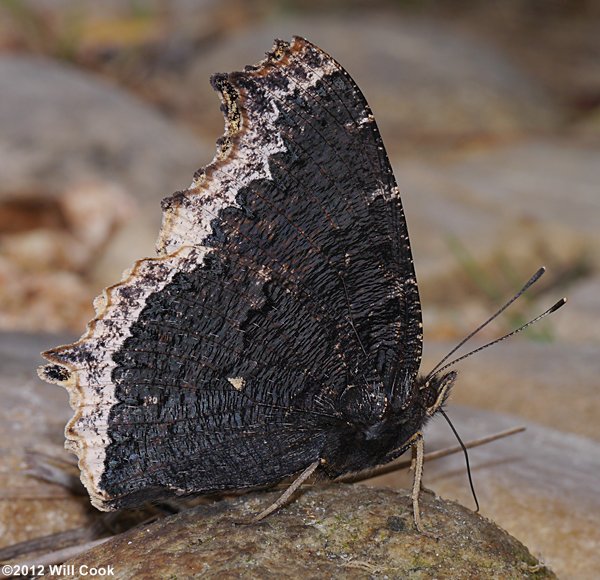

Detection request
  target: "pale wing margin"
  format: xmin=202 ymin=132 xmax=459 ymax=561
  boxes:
xmin=37 ymin=38 xmax=328 ymax=510
xmin=38 ymin=247 xmax=203 ymax=509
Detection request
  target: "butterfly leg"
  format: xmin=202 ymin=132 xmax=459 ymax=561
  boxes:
xmin=249 ymin=459 xmax=321 ymax=523
xmin=410 ymin=432 xmax=425 ymax=533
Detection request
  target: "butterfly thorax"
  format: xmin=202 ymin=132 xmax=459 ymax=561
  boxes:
xmin=318 ymin=378 xmax=426 ymax=477
xmin=319 ymin=371 xmax=457 ymax=478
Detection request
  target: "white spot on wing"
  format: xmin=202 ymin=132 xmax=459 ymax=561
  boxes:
xmin=227 ymin=377 xmax=246 ymax=391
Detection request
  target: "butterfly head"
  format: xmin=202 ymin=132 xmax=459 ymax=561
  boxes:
xmin=417 ymin=370 xmax=457 ymax=417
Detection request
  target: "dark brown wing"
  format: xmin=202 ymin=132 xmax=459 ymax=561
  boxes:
xmin=38 ymin=37 xmax=422 ymax=510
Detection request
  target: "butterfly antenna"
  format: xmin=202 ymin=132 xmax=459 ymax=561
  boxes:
xmin=426 ymin=267 xmax=550 ymax=382
xmin=439 ymin=408 xmax=479 ymax=512
xmin=429 ymin=297 xmax=566 ymax=379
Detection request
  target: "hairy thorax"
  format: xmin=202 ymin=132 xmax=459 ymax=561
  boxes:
xmin=320 ymin=380 xmax=428 ymax=478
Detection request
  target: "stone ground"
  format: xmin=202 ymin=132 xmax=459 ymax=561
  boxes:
xmin=58 ymin=486 xmax=557 ymax=579
xmin=0 ymin=2 xmax=598 ymax=578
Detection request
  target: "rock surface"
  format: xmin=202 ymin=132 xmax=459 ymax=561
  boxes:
xmin=0 ymin=55 xmax=210 ymax=214
xmin=59 ymin=486 xmax=555 ymax=580
xmin=422 ymin=341 xmax=600 ymax=441
xmin=369 ymin=404 xmax=600 ymax=579
xmin=0 ymin=55 xmax=212 ymax=275
xmin=551 ymin=273 xmax=600 ymax=344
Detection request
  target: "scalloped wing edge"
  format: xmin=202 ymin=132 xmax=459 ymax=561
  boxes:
xmin=36 ymin=36 xmax=338 ymax=510
xmin=157 ymin=36 xmax=338 ymax=255
xmin=38 ymin=246 xmax=204 ymax=509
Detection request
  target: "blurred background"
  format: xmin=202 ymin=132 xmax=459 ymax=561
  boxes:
xmin=0 ymin=0 xmax=599 ymax=576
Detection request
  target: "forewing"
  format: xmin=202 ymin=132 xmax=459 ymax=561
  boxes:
xmin=161 ymin=37 xmax=422 ymax=396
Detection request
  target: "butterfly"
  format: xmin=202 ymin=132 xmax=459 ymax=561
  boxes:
xmin=38 ymin=36 xmax=564 ymax=530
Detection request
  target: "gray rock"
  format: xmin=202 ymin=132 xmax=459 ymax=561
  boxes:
xmin=0 ymin=55 xmax=209 ymax=204
xmin=551 ymin=273 xmax=600 ymax=344
xmin=436 ymin=140 xmax=599 ymax=239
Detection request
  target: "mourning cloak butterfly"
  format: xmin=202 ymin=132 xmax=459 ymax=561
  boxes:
xmin=37 ymin=36 xmax=547 ymax=530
